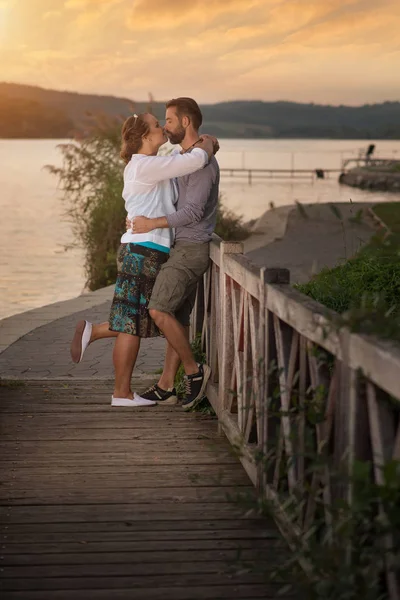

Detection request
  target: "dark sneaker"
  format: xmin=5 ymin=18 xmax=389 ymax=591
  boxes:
xmin=182 ymin=364 xmax=211 ymax=411
xmin=134 ymin=384 xmax=177 ymax=405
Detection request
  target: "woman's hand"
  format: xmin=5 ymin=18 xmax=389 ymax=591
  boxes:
xmin=200 ymin=134 xmax=219 ymax=155
xmin=195 ymin=136 xmax=215 ymax=159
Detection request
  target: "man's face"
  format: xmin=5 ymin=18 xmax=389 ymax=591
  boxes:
xmin=164 ymin=107 xmax=186 ymax=145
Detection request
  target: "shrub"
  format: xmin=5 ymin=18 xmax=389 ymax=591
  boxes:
xmin=47 ymin=116 xmax=125 ymax=291
xmin=295 ymin=233 xmax=400 ymax=342
xmin=215 ymin=197 xmax=250 ymax=241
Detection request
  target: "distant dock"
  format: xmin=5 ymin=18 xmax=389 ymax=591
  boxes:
xmin=220 ymin=156 xmax=400 ymax=185
xmin=220 ymin=167 xmax=342 ymax=183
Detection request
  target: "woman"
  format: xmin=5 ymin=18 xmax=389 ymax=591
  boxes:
xmin=71 ymin=113 xmax=215 ymax=407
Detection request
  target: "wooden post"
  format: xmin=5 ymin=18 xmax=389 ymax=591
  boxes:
xmin=335 ymin=329 xmax=358 ymax=511
xmin=257 ymin=267 xmax=290 ymax=491
xmin=194 ymin=278 xmax=205 ymax=337
xmin=219 ymin=241 xmax=244 ymax=425
xmin=189 ymin=274 xmax=206 ymax=344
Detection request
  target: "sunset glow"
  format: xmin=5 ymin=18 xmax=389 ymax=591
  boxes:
xmin=0 ymin=0 xmax=399 ymax=104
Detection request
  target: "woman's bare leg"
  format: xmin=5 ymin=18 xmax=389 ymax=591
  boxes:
xmin=113 ymin=333 xmax=141 ymax=399
xmin=71 ymin=320 xmax=117 ymax=363
xmin=90 ymin=322 xmax=118 ymax=342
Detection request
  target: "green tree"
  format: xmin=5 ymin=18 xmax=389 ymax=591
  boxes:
xmin=47 ymin=115 xmax=125 ymax=290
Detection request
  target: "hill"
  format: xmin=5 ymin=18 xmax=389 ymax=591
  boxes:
xmin=1 ymin=82 xmax=400 ymax=139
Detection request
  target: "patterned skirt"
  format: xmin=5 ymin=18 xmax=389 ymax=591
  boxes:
xmin=109 ymin=243 xmax=169 ymax=338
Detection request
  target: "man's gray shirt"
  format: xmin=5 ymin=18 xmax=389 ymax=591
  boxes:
xmin=166 ymin=155 xmax=220 ymax=244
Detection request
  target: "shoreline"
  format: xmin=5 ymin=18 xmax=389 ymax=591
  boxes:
xmin=0 ymin=285 xmax=113 ymax=356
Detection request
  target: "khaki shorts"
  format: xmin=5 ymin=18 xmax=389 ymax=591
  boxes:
xmin=148 ymin=242 xmax=210 ymax=326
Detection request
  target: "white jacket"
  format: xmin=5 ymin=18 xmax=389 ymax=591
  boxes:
xmin=120 ymin=148 xmax=208 ymax=248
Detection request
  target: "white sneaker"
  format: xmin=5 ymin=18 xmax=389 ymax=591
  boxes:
xmin=70 ymin=320 xmax=92 ymax=363
xmin=111 ymin=395 xmax=157 ymax=407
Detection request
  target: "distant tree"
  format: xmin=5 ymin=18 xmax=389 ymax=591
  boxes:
xmin=0 ymin=97 xmax=73 ymax=138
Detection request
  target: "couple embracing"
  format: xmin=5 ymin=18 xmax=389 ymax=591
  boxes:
xmin=70 ymin=97 xmax=220 ymax=410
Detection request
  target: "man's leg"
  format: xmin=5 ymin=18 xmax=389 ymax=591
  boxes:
xmin=144 ymin=243 xmax=210 ymax=408
xmin=133 ymin=326 xmax=188 ymax=405
xmin=157 ymin=327 xmax=189 ymax=390
xmin=150 ymin=308 xmax=209 ymax=410
xmin=150 ymin=310 xmax=197 ymax=375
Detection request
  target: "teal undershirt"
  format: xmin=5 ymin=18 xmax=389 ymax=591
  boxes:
xmin=135 ymin=241 xmax=170 ymax=254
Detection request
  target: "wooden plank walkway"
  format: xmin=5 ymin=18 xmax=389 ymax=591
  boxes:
xmin=0 ymin=380 xmax=288 ymax=600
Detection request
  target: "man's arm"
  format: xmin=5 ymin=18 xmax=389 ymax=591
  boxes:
xmin=130 ymin=165 xmax=215 ymax=234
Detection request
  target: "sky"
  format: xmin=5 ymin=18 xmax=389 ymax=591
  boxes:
xmin=0 ymin=0 xmax=399 ymax=105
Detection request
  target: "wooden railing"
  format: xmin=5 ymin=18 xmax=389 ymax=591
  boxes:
xmin=190 ymin=235 xmax=400 ymax=597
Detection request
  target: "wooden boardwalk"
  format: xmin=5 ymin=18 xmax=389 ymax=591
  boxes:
xmin=0 ymin=380 xmax=288 ymax=600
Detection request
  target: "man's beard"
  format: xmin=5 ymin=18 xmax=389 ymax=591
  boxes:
xmin=167 ymin=126 xmax=185 ymax=145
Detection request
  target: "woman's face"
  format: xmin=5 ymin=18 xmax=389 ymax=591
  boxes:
xmin=143 ymin=114 xmax=168 ymax=149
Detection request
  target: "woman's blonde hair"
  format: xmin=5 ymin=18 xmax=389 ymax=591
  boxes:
xmin=120 ymin=113 xmax=150 ymax=164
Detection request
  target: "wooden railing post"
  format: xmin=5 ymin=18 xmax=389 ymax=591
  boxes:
xmin=258 ymin=267 xmax=290 ymax=492
xmin=219 ymin=241 xmax=244 ymax=416
xmin=335 ymin=329 xmax=358 ymax=509
xmin=189 ymin=277 xmax=205 ymax=340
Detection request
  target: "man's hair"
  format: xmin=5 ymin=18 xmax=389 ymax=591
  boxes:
xmin=166 ymin=97 xmax=203 ymax=130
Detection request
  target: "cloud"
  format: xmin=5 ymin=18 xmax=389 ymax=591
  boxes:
xmin=42 ymin=11 xmax=63 ymax=20
xmin=0 ymin=0 xmax=399 ymax=105
xmin=285 ymin=3 xmax=400 ymax=49
xmin=64 ymin=0 xmax=124 ymax=9
xmin=127 ymin=0 xmax=266 ymax=31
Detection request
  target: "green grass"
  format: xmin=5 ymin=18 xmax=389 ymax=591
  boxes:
xmin=0 ymin=379 xmax=26 ymax=388
xmin=373 ymin=202 xmax=400 ymax=233
xmin=295 ymin=232 xmax=400 ymax=342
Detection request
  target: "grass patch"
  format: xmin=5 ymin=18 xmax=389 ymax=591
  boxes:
xmin=295 ymin=232 xmax=400 ymax=342
xmin=215 ymin=197 xmax=250 ymax=242
xmin=0 ymin=379 xmax=26 ymax=388
xmin=373 ymin=202 xmax=400 ymax=233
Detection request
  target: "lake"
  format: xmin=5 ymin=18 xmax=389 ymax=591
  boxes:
xmin=1 ymin=138 xmax=399 ymax=319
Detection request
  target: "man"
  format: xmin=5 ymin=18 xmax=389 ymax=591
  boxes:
xmin=131 ymin=97 xmax=220 ymax=410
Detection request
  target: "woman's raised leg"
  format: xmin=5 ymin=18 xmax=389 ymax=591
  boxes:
xmin=70 ymin=320 xmax=117 ymax=363
xmin=91 ymin=322 xmax=117 ymax=342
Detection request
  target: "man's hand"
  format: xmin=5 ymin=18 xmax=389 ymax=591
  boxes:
xmin=125 ymin=215 xmax=169 ymax=233
xmin=125 ymin=215 xmax=153 ymax=233
xmin=132 ymin=216 xmax=153 ymax=234
xmin=125 ymin=216 xmax=133 ymax=232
